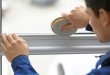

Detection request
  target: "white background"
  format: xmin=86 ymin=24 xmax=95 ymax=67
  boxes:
xmin=2 ymin=0 xmax=91 ymax=33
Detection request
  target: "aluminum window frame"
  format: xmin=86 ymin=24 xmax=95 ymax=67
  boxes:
xmin=0 ymin=34 xmax=110 ymax=55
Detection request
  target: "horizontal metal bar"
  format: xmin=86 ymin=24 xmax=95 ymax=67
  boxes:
xmin=28 ymin=45 xmax=110 ymax=54
xmin=0 ymin=34 xmax=110 ymax=55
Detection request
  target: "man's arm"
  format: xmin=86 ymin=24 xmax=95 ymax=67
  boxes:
xmin=12 ymin=55 xmax=39 ymax=75
xmin=87 ymin=51 xmax=110 ymax=75
xmin=0 ymin=33 xmax=39 ymax=75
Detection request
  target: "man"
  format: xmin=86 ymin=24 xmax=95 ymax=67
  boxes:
xmin=0 ymin=0 xmax=110 ymax=75
xmin=62 ymin=0 xmax=110 ymax=74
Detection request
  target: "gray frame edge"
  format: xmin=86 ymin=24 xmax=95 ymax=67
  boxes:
xmin=0 ymin=0 xmax=2 ymax=74
xmin=0 ymin=34 xmax=109 ymax=55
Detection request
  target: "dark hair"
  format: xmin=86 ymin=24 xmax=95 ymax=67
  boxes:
xmin=85 ymin=0 xmax=110 ymax=17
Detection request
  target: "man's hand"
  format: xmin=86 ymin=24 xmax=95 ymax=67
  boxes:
xmin=62 ymin=6 xmax=89 ymax=30
xmin=0 ymin=33 xmax=29 ymax=63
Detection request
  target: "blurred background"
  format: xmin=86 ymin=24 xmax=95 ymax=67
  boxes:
xmin=2 ymin=0 xmax=92 ymax=33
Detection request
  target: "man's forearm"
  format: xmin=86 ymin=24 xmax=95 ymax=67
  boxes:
xmin=11 ymin=55 xmax=39 ymax=75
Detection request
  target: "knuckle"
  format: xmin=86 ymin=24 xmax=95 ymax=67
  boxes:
xmin=7 ymin=45 xmax=12 ymax=49
xmin=11 ymin=41 xmax=16 ymax=46
xmin=23 ymin=40 xmax=26 ymax=43
xmin=6 ymin=34 xmax=10 ymax=38
xmin=23 ymin=39 xmax=26 ymax=42
xmin=16 ymin=39 xmax=22 ymax=44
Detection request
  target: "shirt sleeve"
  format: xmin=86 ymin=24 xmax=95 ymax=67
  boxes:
xmin=87 ymin=67 xmax=110 ymax=75
xmin=87 ymin=51 xmax=110 ymax=75
xmin=11 ymin=55 xmax=39 ymax=75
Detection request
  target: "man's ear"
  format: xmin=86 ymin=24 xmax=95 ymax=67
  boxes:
xmin=99 ymin=9 xmax=110 ymax=27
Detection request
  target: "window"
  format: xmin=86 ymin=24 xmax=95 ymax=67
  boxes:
xmin=1 ymin=0 xmax=110 ymax=75
xmin=2 ymin=0 xmax=90 ymax=33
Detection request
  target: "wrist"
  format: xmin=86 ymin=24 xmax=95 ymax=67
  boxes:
xmin=10 ymin=54 xmax=28 ymax=62
xmin=11 ymin=55 xmax=29 ymax=71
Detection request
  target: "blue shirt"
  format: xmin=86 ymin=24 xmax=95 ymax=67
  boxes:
xmin=87 ymin=51 xmax=110 ymax=75
xmin=11 ymin=51 xmax=110 ymax=75
xmin=11 ymin=55 xmax=39 ymax=75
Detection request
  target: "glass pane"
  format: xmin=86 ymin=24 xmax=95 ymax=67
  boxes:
xmin=2 ymin=0 xmax=92 ymax=34
xmin=2 ymin=54 xmax=102 ymax=75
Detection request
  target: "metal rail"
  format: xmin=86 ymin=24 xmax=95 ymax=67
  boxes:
xmin=0 ymin=34 xmax=109 ymax=55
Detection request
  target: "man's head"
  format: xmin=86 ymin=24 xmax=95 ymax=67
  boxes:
xmin=85 ymin=0 xmax=110 ymax=43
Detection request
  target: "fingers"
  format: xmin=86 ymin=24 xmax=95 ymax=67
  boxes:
xmin=71 ymin=9 xmax=79 ymax=14
xmin=6 ymin=34 xmax=15 ymax=43
xmin=1 ymin=33 xmax=25 ymax=48
xmin=75 ymin=6 xmax=85 ymax=10
xmin=20 ymin=37 xmax=26 ymax=44
xmin=0 ymin=42 xmax=7 ymax=52
xmin=62 ymin=12 xmax=75 ymax=23
xmin=12 ymin=33 xmax=20 ymax=40
xmin=1 ymin=34 xmax=11 ymax=48
xmin=12 ymin=33 xmax=23 ymax=44
xmin=71 ymin=6 xmax=86 ymax=13
xmin=8 ymin=33 xmax=26 ymax=44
